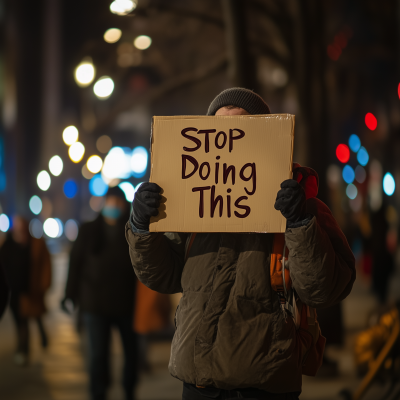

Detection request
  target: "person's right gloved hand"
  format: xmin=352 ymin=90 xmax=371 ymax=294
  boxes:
xmin=132 ymin=182 xmax=162 ymax=231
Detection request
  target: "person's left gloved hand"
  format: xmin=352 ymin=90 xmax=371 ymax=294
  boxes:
xmin=274 ymin=179 xmax=307 ymax=226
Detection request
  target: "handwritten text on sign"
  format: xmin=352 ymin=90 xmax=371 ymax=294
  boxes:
xmin=181 ymin=127 xmax=256 ymax=219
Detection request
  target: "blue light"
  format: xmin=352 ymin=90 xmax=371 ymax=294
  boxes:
xmin=346 ymin=184 xmax=358 ymax=200
xmin=357 ymin=147 xmax=369 ymax=166
xmin=348 ymin=134 xmax=361 ymax=153
xmin=0 ymin=214 xmax=10 ymax=232
xmin=89 ymin=174 xmax=108 ymax=196
xmin=342 ymin=165 xmax=355 ymax=184
xmin=118 ymin=182 xmax=135 ymax=202
xmin=63 ymin=179 xmax=78 ymax=198
xmin=29 ymin=195 xmax=42 ymax=215
xmin=131 ymin=146 xmax=148 ymax=178
xmin=383 ymin=173 xmax=395 ymax=196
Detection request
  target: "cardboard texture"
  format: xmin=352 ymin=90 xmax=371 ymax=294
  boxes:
xmin=149 ymin=114 xmax=295 ymax=233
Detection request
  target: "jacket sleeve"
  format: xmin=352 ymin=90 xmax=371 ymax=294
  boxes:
xmin=125 ymin=222 xmax=187 ymax=294
xmin=65 ymin=224 xmax=88 ymax=303
xmin=285 ymin=198 xmax=356 ymax=309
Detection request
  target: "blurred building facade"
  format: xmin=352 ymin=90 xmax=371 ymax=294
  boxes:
xmin=0 ymin=0 xmax=398 ymax=271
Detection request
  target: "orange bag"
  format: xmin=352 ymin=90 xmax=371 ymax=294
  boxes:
xmin=134 ymin=281 xmax=171 ymax=334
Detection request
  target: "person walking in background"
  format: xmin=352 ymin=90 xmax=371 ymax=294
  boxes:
xmin=0 ymin=215 xmax=51 ymax=366
xmin=61 ymin=186 xmax=139 ymax=400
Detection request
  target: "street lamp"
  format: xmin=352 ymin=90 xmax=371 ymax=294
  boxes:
xmin=93 ymin=76 xmax=114 ymax=99
xmin=75 ymin=59 xmax=96 ymax=87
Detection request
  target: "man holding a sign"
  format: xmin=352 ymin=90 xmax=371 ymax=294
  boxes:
xmin=126 ymin=88 xmax=355 ymax=399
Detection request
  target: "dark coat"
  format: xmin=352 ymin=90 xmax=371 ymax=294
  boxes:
xmin=125 ymin=197 xmax=356 ymax=393
xmin=0 ymin=235 xmax=51 ymax=317
xmin=65 ymin=213 xmax=136 ymax=317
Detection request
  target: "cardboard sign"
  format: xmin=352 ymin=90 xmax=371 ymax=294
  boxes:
xmin=149 ymin=114 xmax=295 ymax=233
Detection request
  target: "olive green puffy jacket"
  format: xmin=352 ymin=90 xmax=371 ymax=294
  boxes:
xmin=125 ymin=197 xmax=355 ymax=392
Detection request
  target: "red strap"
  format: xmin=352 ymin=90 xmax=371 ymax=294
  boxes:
xmin=185 ymin=233 xmax=197 ymax=262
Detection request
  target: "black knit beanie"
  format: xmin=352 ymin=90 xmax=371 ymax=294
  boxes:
xmin=207 ymin=87 xmax=271 ymax=116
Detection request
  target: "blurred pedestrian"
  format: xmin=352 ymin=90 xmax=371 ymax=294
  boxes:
xmin=369 ymin=205 xmax=395 ymax=304
xmin=0 ymin=215 xmax=51 ymax=366
xmin=62 ymin=186 xmax=138 ymax=400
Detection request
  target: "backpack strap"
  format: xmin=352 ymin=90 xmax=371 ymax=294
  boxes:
xmin=185 ymin=233 xmax=197 ymax=263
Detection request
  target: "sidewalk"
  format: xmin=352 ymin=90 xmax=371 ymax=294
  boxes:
xmin=0 ymin=251 xmax=398 ymax=400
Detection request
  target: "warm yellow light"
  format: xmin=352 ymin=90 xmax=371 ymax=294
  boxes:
xmin=134 ymin=35 xmax=152 ymax=50
xmin=87 ymin=155 xmax=103 ymax=174
xmin=110 ymin=0 xmax=136 ymax=15
xmin=75 ymin=61 xmax=96 ymax=87
xmin=63 ymin=126 xmax=79 ymax=145
xmin=49 ymin=155 xmax=63 ymax=176
xmin=93 ymin=76 xmax=114 ymax=99
xmin=68 ymin=142 xmax=85 ymax=163
xmin=104 ymin=28 xmax=122 ymax=43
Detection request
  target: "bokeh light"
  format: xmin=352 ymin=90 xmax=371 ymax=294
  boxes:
xmin=102 ymin=147 xmax=131 ymax=182
xmin=130 ymin=146 xmax=148 ymax=178
xmin=327 ymin=164 xmax=341 ymax=189
xmin=365 ymin=113 xmax=377 ymax=131
xmin=336 ymin=144 xmax=350 ymax=163
xmin=134 ymin=35 xmax=152 ymax=50
xmin=49 ymin=155 xmax=63 ymax=176
xmin=29 ymin=219 xmax=43 ymax=239
xmin=65 ymin=219 xmax=79 ymax=241
xmin=82 ymin=164 xmax=95 ymax=180
xmin=89 ymin=174 xmax=108 ymax=196
xmin=54 ymin=218 xmax=63 ymax=238
xmin=104 ymin=28 xmax=122 ymax=43
xmin=63 ymin=125 xmax=79 ymax=146
xmin=135 ymin=182 xmax=144 ymax=192
xmin=37 ymin=171 xmax=51 ymax=191
xmin=96 ymin=135 xmax=112 ymax=154
xmin=93 ymin=76 xmax=114 ymax=99
xmin=110 ymin=0 xmax=136 ymax=15
xmin=383 ymin=173 xmax=395 ymax=196
xmin=87 ymin=155 xmax=103 ymax=174
xmin=29 ymin=195 xmax=42 ymax=215
xmin=0 ymin=214 xmax=10 ymax=232
xmin=348 ymin=134 xmax=361 ymax=153
xmin=63 ymin=126 xmax=79 ymax=145
xmin=398 ymin=83 xmax=400 ymax=100
xmin=43 ymin=218 xmax=59 ymax=238
xmin=118 ymin=182 xmax=135 ymax=202
xmin=355 ymin=165 xmax=366 ymax=183
xmin=68 ymin=142 xmax=85 ymax=163
xmin=357 ymin=147 xmax=369 ymax=166
xmin=346 ymin=183 xmax=358 ymax=200
xmin=63 ymin=179 xmax=78 ymax=198
xmin=342 ymin=165 xmax=355 ymax=184
xmin=75 ymin=60 xmax=96 ymax=87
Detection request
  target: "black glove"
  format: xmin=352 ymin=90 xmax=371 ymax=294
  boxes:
xmin=60 ymin=297 xmax=74 ymax=315
xmin=274 ymin=179 xmax=307 ymax=226
xmin=132 ymin=182 xmax=162 ymax=231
